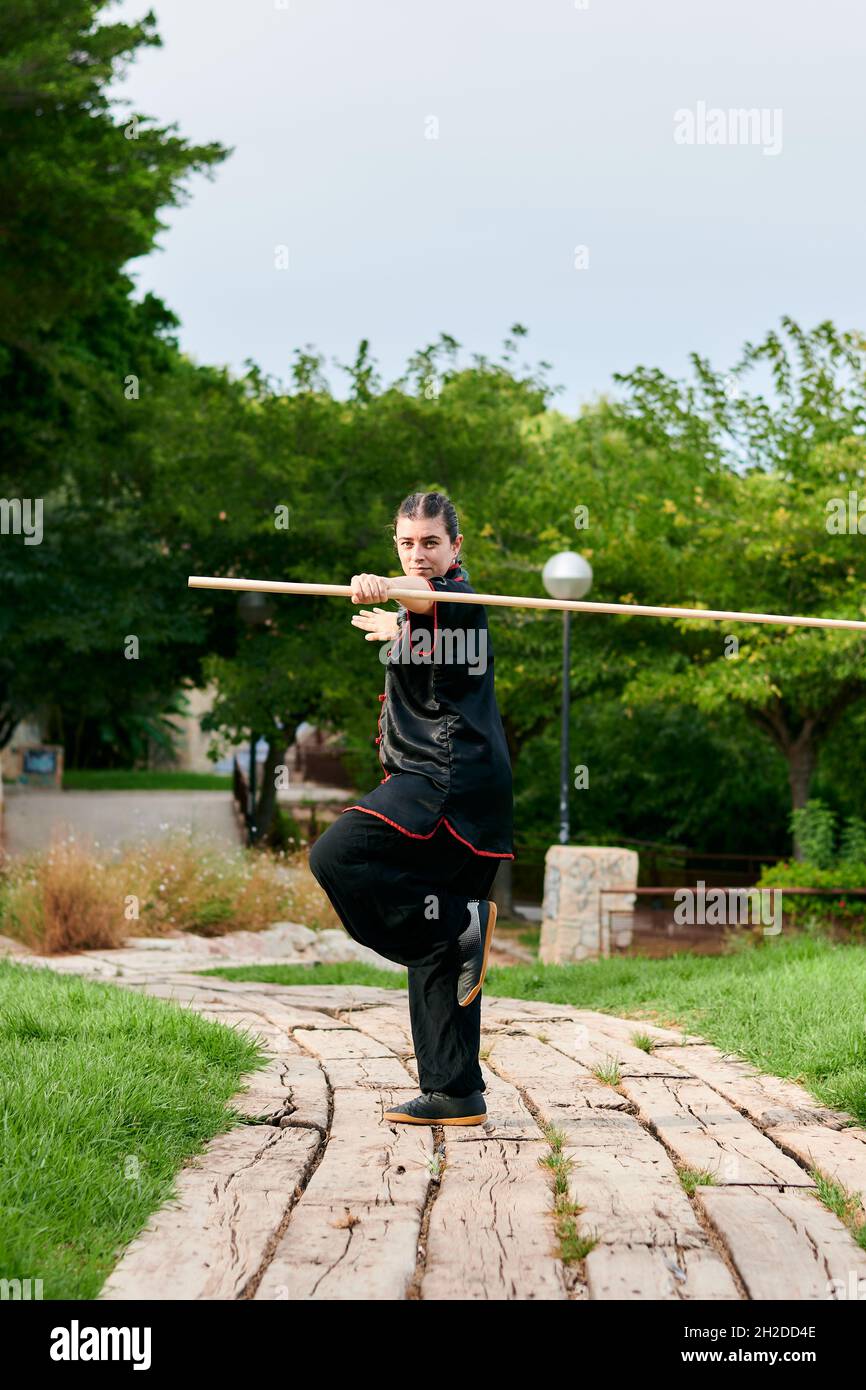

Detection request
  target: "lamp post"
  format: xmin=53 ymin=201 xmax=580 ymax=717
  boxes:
xmin=541 ymin=551 xmax=593 ymax=845
xmin=237 ymin=590 xmax=275 ymax=846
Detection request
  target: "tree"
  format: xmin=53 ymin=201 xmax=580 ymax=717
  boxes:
xmin=613 ymin=320 xmax=866 ymax=855
xmin=0 ymin=0 xmax=230 ymax=753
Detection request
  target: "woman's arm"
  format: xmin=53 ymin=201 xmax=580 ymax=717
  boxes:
xmin=386 ymin=575 xmax=436 ymax=614
xmin=349 ymin=573 xmax=435 ymax=615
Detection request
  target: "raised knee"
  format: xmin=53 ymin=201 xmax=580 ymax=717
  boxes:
xmin=309 ymin=816 xmax=363 ymax=883
xmin=308 ymin=835 xmax=328 ymax=882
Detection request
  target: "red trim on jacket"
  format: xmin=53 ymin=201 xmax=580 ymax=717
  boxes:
xmin=374 ymin=692 xmax=389 ymax=782
xmin=340 ymin=804 xmax=515 ymax=858
xmin=424 ymin=567 xmax=465 ymax=630
xmin=422 ymin=589 xmax=439 ymax=647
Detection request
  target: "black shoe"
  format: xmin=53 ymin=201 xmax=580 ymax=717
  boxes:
xmin=383 ymin=1090 xmax=487 ymax=1125
xmin=456 ymin=898 xmax=497 ymax=1007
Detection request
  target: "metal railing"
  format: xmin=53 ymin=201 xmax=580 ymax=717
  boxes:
xmin=512 ymin=840 xmax=787 ymax=899
xmin=597 ymin=884 xmax=866 ymax=954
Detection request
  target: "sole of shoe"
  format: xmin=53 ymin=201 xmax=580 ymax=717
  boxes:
xmin=382 ymin=1108 xmax=487 ymax=1126
xmin=457 ymin=899 xmax=497 ymax=1008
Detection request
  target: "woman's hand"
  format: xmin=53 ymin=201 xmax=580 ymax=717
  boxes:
xmin=350 ymin=573 xmax=392 ymax=604
xmin=351 ymin=607 xmax=400 ymax=641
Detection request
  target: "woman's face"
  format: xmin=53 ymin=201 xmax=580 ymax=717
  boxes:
xmin=394 ymin=517 xmax=462 ymax=578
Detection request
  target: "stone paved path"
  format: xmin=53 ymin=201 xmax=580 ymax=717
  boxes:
xmin=2 ymin=787 xmax=241 ymax=856
xmin=19 ymin=945 xmax=866 ymax=1301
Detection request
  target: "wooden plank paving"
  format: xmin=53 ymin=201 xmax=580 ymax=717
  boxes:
xmin=21 ymin=954 xmax=866 ymax=1302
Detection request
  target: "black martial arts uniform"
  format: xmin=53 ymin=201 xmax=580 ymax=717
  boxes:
xmin=309 ymin=559 xmax=514 ymax=1097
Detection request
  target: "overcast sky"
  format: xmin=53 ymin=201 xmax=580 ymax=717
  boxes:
xmin=110 ymin=0 xmax=866 ymax=409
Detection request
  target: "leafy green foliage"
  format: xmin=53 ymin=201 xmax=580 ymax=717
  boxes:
xmin=790 ymin=799 xmax=837 ymax=869
xmin=758 ymin=798 xmax=866 ymax=929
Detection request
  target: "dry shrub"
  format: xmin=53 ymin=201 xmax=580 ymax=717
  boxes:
xmin=0 ymin=833 xmax=127 ymax=954
xmin=0 ymin=829 xmax=342 ymax=954
xmin=117 ymin=831 xmax=298 ymax=937
xmin=276 ymin=846 xmax=343 ymax=932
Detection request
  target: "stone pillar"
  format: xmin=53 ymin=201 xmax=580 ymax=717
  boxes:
xmin=539 ymin=845 xmax=638 ymax=963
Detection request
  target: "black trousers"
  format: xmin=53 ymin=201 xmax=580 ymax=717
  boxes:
xmin=308 ymin=809 xmax=500 ymax=1097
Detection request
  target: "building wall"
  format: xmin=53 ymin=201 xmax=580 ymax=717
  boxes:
xmin=148 ymin=685 xmax=221 ymax=773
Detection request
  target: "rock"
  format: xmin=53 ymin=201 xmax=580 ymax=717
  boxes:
xmin=261 ymin=922 xmax=318 ymax=950
xmin=0 ymin=935 xmax=32 ymax=957
xmin=126 ymin=936 xmax=190 ymax=951
xmin=312 ymin=929 xmax=405 ymax=973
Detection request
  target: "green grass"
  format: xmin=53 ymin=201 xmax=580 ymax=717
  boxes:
xmin=61 ymin=770 xmax=233 ymax=791
xmin=0 ymin=958 xmax=272 ymax=1299
xmin=201 ymin=934 xmax=866 ymax=1128
xmin=198 ymin=960 xmax=408 ymax=989
xmin=539 ymin=1122 xmax=600 ymax=1263
xmin=591 ymin=1057 xmax=622 ymax=1086
xmin=812 ymin=1168 xmax=866 ymax=1244
xmin=678 ymin=1167 xmax=720 ymax=1195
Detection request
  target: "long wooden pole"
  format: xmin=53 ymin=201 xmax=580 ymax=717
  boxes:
xmin=187 ymin=575 xmax=866 ymax=633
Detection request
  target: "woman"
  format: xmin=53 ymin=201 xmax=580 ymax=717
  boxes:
xmin=308 ymin=491 xmax=514 ymax=1126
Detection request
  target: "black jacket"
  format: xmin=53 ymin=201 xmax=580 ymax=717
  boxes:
xmin=343 ymin=560 xmax=514 ymax=858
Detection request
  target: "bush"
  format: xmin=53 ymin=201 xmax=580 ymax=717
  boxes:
xmin=266 ymin=805 xmax=306 ymax=853
xmin=0 ymin=830 xmax=341 ymax=953
xmin=758 ymin=859 xmax=866 ymax=934
xmin=840 ymin=816 xmax=866 ymax=865
xmin=0 ymin=837 xmax=127 ymax=953
xmin=755 ymin=799 xmax=866 ymax=933
xmin=790 ymin=799 xmax=837 ymax=869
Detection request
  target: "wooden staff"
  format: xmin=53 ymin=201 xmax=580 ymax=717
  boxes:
xmin=186 ymin=576 xmax=866 ymax=632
